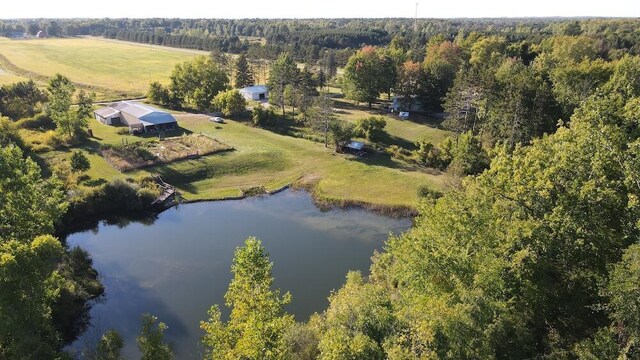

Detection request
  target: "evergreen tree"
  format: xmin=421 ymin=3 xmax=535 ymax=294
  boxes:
xmin=234 ymin=53 xmax=254 ymax=88
xmin=267 ymin=53 xmax=299 ymax=116
xmin=70 ymin=150 xmax=90 ymax=173
xmin=306 ymin=91 xmax=336 ymax=148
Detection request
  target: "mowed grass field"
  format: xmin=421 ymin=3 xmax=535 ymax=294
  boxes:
xmin=0 ymin=37 xmax=198 ymax=99
xmin=0 ymin=67 xmax=32 ymax=86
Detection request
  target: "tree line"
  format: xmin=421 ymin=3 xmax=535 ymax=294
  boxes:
xmin=3 ymin=18 xmax=639 ymax=66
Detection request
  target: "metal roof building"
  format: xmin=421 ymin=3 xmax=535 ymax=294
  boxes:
xmin=239 ymin=85 xmax=268 ymax=101
xmin=94 ymin=101 xmax=177 ymax=133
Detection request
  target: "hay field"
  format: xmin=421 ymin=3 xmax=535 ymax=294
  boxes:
xmin=0 ymin=37 xmax=198 ymax=99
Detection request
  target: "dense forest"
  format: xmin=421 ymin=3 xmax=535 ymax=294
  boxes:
xmin=1 ymin=17 xmax=640 ymax=359
xmin=2 ymin=18 xmax=640 ymax=65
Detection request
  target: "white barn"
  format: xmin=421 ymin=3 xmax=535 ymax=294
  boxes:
xmin=94 ymin=101 xmax=177 ymax=133
xmin=239 ymin=85 xmax=268 ymax=101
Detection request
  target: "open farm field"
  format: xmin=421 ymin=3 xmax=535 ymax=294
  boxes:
xmin=0 ymin=37 xmax=198 ymax=99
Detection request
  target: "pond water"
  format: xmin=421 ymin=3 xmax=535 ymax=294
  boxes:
xmin=66 ymin=189 xmax=412 ymax=358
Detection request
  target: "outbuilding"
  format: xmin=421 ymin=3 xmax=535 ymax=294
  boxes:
xmin=343 ymin=141 xmax=366 ymax=156
xmin=239 ymin=85 xmax=268 ymax=101
xmin=94 ymin=107 xmax=122 ymax=125
xmin=94 ymin=101 xmax=178 ymax=133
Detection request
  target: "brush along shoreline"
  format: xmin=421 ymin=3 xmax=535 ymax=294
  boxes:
xmin=174 ymin=176 xmax=418 ymax=218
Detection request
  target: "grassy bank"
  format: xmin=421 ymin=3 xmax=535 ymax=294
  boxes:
xmin=25 ymin=110 xmax=449 ymax=212
xmin=162 ymin=114 xmax=447 ymax=207
xmin=37 ymin=112 xmax=446 ymax=211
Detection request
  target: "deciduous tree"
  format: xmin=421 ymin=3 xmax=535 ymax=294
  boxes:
xmin=355 ymin=116 xmax=386 ymax=142
xmin=47 ymin=74 xmax=75 ymax=138
xmin=170 ymin=56 xmax=229 ymax=111
xmin=0 ymin=145 xmax=66 ymax=242
xmin=342 ymin=46 xmax=385 ymax=108
xmin=137 ymin=314 xmax=173 ymax=360
xmin=212 ymin=89 xmax=247 ymax=116
xmin=0 ymin=235 xmax=64 ymax=359
xmin=0 ymin=80 xmax=47 ymax=120
xmin=201 ymin=237 xmax=294 ymax=360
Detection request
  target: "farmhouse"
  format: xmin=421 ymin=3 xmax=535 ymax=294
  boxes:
xmin=239 ymin=85 xmax=268 ymax=101
xmin=94 ymin=101 xmax=177 ymax=133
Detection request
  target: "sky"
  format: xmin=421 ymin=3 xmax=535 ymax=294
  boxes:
xmin=2 ymin=0 xmax=639 ymax=19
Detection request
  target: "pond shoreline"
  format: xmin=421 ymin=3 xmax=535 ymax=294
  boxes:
xmin=58 ymin=183 xmax=416 ymax=239
xmin=177 ymin=180 xmax=418 ymax=218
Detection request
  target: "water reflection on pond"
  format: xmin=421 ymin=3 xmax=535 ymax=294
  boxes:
xmin=67 ymin=190 xmax=412 ymax=358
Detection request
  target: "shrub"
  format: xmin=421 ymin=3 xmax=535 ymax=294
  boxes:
xmin=116 ymin=128 xmax=130 ymax=135
xmin=15 ymin=113 xmax=55 ymax=130
xmin=24 ymin=130 xmax=63 ymax=153
xmin=0 ymin=116 xmax=25 ymax=149
xmin=416 ymin=185 xmax=443 ymax=199
xmin=134 ymin=147 xmax=156 ymax=162
xmin=64 ymin=177 xmax=162 ymax=225
xmin=355 ymin=116 xmax=387 ymax=142
xmin=77 ymin=174 xmax=91 ymax=183
xmin=386 ymin=145 xmax=413 ymax=162
xmin=252 ymin=106 xmax=275 ymax=127
xmin=212 ymin=89 xmax=247 ymax=117
xmin=70 ymin=151 xmax=91 ymax=173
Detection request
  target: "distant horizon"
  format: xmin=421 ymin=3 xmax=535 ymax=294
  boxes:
xmin=3 ymin=0 xmax=639 ymax=20
xmin=2 ymin=16 xmax=638 ymax=20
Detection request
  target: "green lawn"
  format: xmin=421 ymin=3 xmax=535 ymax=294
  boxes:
xmin=30 ymin=97 xmax=450 ymax=209
xmin=333 ymin=98 xmax=449 ymax=148
xmin=0 ymin=37 xmax=198 ymax=99
xmin=47 ymin=112 xmax=446 ymax=209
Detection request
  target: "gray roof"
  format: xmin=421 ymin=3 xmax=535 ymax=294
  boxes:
xmin=346 ymin=141 xmax=365 ymax=151
xmin=94 ymin=107 xmax=120 ymax=118
xmin=96 ymin=101 xmax=177 ymax=126
xmin=240 ymin=85 xmax=268 ymax=94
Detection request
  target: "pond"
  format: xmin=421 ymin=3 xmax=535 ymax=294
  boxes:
xmin=66 ymin=189 xmax=412 ymax=358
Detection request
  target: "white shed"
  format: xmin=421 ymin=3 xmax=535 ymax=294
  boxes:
xmin=94 ymin=107 xmax=122 ymax=125
xmin=239 ymin=85 xmax=268 ymax=101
